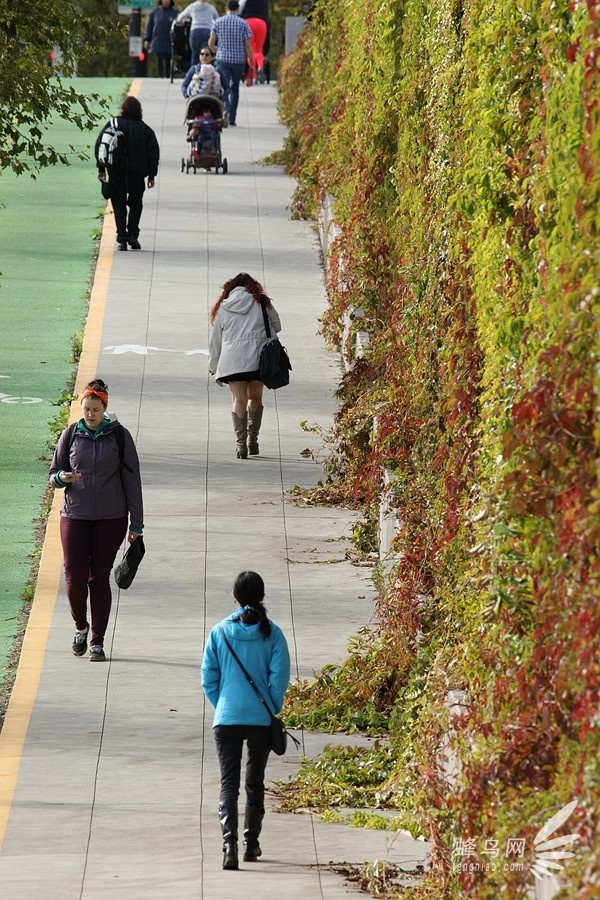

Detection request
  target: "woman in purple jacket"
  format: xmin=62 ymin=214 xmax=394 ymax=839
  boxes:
xmin=49 ymin=379 xmax=144 ymax=662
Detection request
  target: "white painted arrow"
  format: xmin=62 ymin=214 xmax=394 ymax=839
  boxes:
xmin=103 ymin=345 xmax=209 ymax=356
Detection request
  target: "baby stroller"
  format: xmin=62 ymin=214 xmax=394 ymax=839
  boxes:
xmin=170 ymin=18 xmax=191 ymax=82
xmin=182 ymin=95 xmax=228 ymax=174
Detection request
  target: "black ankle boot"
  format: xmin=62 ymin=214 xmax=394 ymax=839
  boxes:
xmin=222 ymin=841 xmax=239 ymax=870
xmin=243 ymin=841 xmax=262 ymax=862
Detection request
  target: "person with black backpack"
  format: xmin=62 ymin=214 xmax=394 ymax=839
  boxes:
xmin=49 ymin=379 xmax=144 ymax=661
xmin=95 ymin=96 xmax=160 ymax=251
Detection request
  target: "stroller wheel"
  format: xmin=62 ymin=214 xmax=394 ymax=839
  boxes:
xmin=222 ymin=158 xmax=228 ymax=174
xmin=181 ymin=157 xmax=185 ymax=172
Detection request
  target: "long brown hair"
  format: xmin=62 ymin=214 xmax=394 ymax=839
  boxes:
xmin=209 ymin=272 xmax=273 ymax=324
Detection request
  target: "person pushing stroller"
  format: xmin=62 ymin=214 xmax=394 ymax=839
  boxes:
xmin=182 ymin=91 xmax=228 ymax=173
xmin=181 ymin=47 xmax=223 ymax=101
xmin=181 ymin=45 xmax=227 ymax=173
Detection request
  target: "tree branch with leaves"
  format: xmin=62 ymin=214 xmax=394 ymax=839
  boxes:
xmin=0 ymin=0 xmax=125 ymax=176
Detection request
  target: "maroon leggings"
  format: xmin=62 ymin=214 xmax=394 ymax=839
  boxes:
xmin=60 ymin=516 xmax=128 ymax=647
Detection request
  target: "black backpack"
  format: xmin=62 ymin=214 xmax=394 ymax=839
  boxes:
xmin=96 ymin=118 xmax=128 ymax=171
xmin=66 ymin=422 xmax=133 ymax=473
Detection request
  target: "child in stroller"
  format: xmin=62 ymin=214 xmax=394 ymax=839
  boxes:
xmin=188 ymin=110 xmax=219 ymax=154
xmin=182 ymin=95 xmax=228 ymax=174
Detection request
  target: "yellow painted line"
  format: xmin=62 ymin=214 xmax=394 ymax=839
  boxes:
xmin=0 ymin=79 xmax=142 ymax=848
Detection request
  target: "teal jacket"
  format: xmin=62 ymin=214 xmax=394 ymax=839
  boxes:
xmin=201 ymin=612 xmax=290 ymax=727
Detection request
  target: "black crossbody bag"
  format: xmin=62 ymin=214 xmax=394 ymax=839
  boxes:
xmin=220 ymin=627 xmax=299 ymax=755
xmin=258 ymin=301 xmax=292 ymax=390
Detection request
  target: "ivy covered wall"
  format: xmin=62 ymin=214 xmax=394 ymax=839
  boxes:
xmin=278 ymin=0 xmax=598 ymax=895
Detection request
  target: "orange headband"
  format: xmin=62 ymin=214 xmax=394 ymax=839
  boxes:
xmin=80 ymin=388 xmax=108 ymax=406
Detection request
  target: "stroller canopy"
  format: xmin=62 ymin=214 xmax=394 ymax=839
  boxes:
xmin=185 ymin=95 xmax=224 ymax=123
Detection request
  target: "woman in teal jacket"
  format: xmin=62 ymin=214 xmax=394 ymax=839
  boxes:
xmin=201 ymin=571 xmax=290 ymax=870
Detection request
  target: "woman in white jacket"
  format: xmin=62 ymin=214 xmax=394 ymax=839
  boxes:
xmin=177 ymin=0 xmax=219 ymax=65
xmin=209 ymin=273 xmax=281 ymax=458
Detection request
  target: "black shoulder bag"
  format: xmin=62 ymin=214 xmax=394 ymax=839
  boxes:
xmin=258 ymin=301 xmax=292 ymax=390
xmin=220 ymin=627 xmax=299 ymax=754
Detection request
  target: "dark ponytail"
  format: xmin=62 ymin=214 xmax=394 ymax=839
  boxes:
xmin=232 ymin=571 xmax=271 ymax=639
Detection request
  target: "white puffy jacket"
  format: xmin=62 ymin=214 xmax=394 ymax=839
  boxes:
xmin=209 ymin=287 xmax=281 ymax=382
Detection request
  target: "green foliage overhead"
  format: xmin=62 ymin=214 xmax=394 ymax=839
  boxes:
xmin=0 ymin=1 xmax=124 ymax=175
xmin=278 ymin=0 xmax=599 ymax=895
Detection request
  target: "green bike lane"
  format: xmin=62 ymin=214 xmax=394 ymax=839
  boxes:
xmin=0 ymin=79 xmax=130 ymax=688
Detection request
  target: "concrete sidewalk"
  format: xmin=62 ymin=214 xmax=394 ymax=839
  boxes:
xmin=0 ymin=79 xmax=428 ymax=898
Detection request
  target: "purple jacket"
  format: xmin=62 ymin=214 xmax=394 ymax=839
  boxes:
xmin=49 ymin=418 xmax=144 ymax=530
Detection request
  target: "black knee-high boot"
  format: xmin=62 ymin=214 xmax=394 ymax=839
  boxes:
xmin=243 ymin=804 xmax=264 ymax=861
xmin=219 ymin=801 xmax=239 ymax=870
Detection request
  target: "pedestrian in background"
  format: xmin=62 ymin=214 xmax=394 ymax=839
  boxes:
xmin=95 ymin=96 xmax=160 ymax=251
xmin=201 ymin=571 xmax=291 ymax=870
xmin=209 ymin=272 xmax=281 ymax=458
xmin=176 ymin=0 xmax=219 ymax=65
xmin=239 ymin=0 xmax=269 ymax=83
xmin=49 ymin=379 xmax=144 ymax=662
xmin=209 ymin=0 xmax=254 ymax=126
xmin=144 ymin=0 xmax=179 ymax=79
